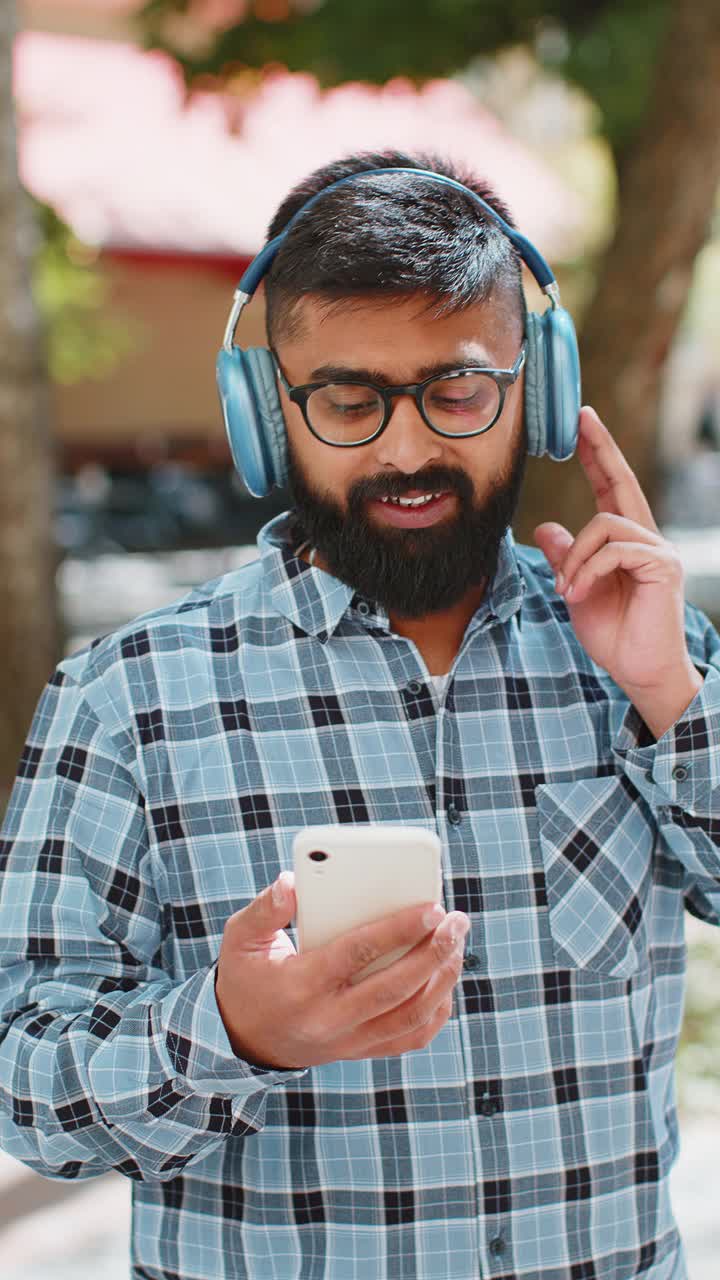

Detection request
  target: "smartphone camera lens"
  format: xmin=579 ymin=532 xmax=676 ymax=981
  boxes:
xmin=308 ymin=850 xmax=329 ymax=863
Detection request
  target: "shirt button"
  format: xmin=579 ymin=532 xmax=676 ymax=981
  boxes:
xmin=489 ymin=1236 xmax=506 ymax=1258
xmin=480 ymin=1093 xmax=498 ymax=1117
xmin=672 ymin=765 xmax=689 ymax=782
xmin=356 ymin=600 xmax=371 ymax=617
xmin=407 ymin=680 xmax=423 ymax=695
xmin=447 ymin=805 xmax=462 ymax=826
xmin=463 ymin=951 xmax=480 ymax=971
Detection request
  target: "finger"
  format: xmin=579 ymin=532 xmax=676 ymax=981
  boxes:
xmin=226 ymin=871 xmax=296 ymax=947
xmin=364 ymin=991 xmax=455 ymax=1057
xmin=533 ymin=521 xmax=574 ymax=575
xmin=422 ymin=918 xmax=470 ymax=1005
xmin=340 ymin=992 xmax=454 ymax=1060
xmin=360 ymin=931 xmax=464 ymax=1052
xmin=304 ymin=900 xmax=446 ymax=991
xmin=338 ymin=912 xmax=469 ymax=1028
xmin=556 ymin=512 xmax=665 ymax=590
xmin=561 ymin=541 xmax=684 ymax=604
xmin=577 ymin=407 xmax=659 ymax=533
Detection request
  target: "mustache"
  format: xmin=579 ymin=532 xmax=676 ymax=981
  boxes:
xmin=348 ymin=467 xmax=472 ymax=504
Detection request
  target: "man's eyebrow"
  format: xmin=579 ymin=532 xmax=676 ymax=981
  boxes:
xmin=307 ymin=356 xmax=494 ymax=385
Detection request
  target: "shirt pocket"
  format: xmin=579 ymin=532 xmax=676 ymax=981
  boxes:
xmin=534 ymin=775 xmax=655 ymax=978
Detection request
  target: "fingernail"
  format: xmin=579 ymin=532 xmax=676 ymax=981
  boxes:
xmin=423 ymin=903 xmax=445 ymax=929
xmin=446 ymin=917 xmax=470 ymax=948
xmin=555 ymin=571 xmax=565 ymax=592
xmin=272 ymin=875 xmax=286 ymax=907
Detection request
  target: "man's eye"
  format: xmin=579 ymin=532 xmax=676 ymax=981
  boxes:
xmin=433 ymin=392 xmax=476 ymax=406
xmin=429 ymin=389 xmax=492 ymax=410
xmin=427 ymin=375 xmax=496 ymax=413
xmin=323 ymin=388 xmax=378 ymax=416
xmin=329 ymin=399 xmax=376 ymax=414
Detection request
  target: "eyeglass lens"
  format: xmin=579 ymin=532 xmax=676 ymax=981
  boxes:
xmin=306 ymin=372 xmax=501 ymax=443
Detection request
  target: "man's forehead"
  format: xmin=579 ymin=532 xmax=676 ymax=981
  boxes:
xmin=279 ymin=291 xmax=517 ymax=373
xmin=290 ymin=289 xmax=511 ymax=331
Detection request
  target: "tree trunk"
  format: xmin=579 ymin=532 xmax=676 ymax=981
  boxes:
xmin=0 ymin=2 xmax=59 ymax=812
xmin=515 ymin=0 xmax=720 ymax=548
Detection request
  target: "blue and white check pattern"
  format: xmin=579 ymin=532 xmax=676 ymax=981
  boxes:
xmin=1 ymin=511 xmax=719 ymax=1280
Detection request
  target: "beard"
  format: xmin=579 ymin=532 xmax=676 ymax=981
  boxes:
xmin=286 ymin=426 xmax=528 ymax=619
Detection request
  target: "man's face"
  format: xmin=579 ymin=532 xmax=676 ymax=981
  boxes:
xmin=275 ymin=292 xmax=528 ymax=619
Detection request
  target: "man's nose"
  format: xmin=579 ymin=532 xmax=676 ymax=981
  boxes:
xmin=372 ymin=394 xmax=444 ymax=474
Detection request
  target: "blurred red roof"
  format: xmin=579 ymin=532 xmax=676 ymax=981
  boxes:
xmin=14 ymin=30 xmax=583 ymax=260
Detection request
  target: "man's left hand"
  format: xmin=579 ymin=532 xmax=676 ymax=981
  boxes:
xmin=533 ymin=406 xmax=701 ymax=710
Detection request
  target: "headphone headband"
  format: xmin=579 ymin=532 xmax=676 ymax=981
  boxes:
xmin=240 ymin=166 xmax=557 ymax=297
xmin=222 ymin=166 xmax=561 ymax=354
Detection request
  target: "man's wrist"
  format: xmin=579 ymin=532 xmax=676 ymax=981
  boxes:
xmin=624 ymin=664 xmax=704 ymax=742
xmin=214 ymin=965 xmax=292 ymax=1069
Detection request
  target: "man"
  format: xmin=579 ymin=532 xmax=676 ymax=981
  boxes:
xmin=0 ymin=151 xmax=718 ymax=1280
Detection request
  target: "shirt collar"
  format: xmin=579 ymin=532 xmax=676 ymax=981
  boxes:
xmin=257 ymin=510 xmax=526 ymax=641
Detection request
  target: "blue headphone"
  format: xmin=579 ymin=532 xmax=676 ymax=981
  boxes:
xmin=216 ymin=167 xmax=581 ymax=498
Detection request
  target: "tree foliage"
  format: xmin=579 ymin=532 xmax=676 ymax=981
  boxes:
xmin=137 ymin=0 xmax=670 ymax=161
xmin=31 ymin=200 xmax=143 ymax=385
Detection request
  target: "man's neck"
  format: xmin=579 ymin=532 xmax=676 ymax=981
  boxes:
xmin=387 ymin=583 xmax=488 ymax=675
xmin=299 ymin=544 xmax=487 ymax=676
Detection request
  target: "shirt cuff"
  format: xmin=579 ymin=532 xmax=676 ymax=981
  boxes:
xmin=611 ymin=661 xmax=720 ymax=816
xmin=158 ymin=962 xmax=309 ymax=1097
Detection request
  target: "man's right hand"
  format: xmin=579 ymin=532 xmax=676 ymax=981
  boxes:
xmin=214 ymin=872 xmax=470 ymax=1069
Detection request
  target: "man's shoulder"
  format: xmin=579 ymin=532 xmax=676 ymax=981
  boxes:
xmin=61 ymin=555 xmax=266 ymax=692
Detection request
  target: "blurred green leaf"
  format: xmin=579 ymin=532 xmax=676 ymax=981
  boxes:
xmin=560 ymin=0 xmax=669 ymax=156
xmin=29 ymin=198 xmax=145 ymax=385
xmin=135 ymin=0 xmax=670 ymax=160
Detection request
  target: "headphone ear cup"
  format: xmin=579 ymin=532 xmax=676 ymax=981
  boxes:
xmin=244 ymin=348 xmax=289 ymax=489
xmin=542 ymin=306 xmax=581 ymax=462
xmin=523 ymin=311 xmax=547 ymax=459
xmin=215 ymin=346 xmax=288 ymax=498
xmin=523 ymin=308 xmax=581 ymax=462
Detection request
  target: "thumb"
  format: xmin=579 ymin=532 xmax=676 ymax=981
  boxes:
xmin=533 ymin=521 xmax=574 ymax=574
xmin=230 ymin=871 xmax=296 ymax=946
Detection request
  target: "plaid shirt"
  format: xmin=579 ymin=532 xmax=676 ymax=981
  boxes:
xmin=1 ymin=512 xmax=719 ymax=1280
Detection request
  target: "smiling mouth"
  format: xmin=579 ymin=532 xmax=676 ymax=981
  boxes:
xmin=377 ymin=491 xmax=447 ymax=508
xmin=368 ymin=491 xmax=456 ymax=526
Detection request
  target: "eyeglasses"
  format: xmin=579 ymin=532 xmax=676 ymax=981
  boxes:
xmin=271 ymin=343 xmax=527 ymax=447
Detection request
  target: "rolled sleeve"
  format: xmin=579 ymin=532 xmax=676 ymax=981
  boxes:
xmin=611 ymin=604 xmax=720 ymax=924
xmin=0 ymin=667 xmax=306 ymax=1186
xmin=612 ymin=661 xmax=720 ymax=816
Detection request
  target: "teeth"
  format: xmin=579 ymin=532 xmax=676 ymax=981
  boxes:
xmin=380 ymin=493 xmax=442 ymax=507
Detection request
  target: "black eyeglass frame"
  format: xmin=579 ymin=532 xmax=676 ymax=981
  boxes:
xmin=271 ymin=342 xmax=527 ymax=447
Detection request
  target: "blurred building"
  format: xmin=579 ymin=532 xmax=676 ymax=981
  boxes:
xmin=15 ymin=2 xmax=584 ymax=473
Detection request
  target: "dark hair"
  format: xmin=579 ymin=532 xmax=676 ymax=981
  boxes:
xmin=263 ymin=149 xmax=524 ymax=345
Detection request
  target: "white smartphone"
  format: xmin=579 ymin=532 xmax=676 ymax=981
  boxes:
xmin=292 ymin=824 xmax=443 ymax=984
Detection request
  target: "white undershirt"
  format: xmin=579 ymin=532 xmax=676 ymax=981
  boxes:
xmin=427 ymin=672 xmax=451 ymax=704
